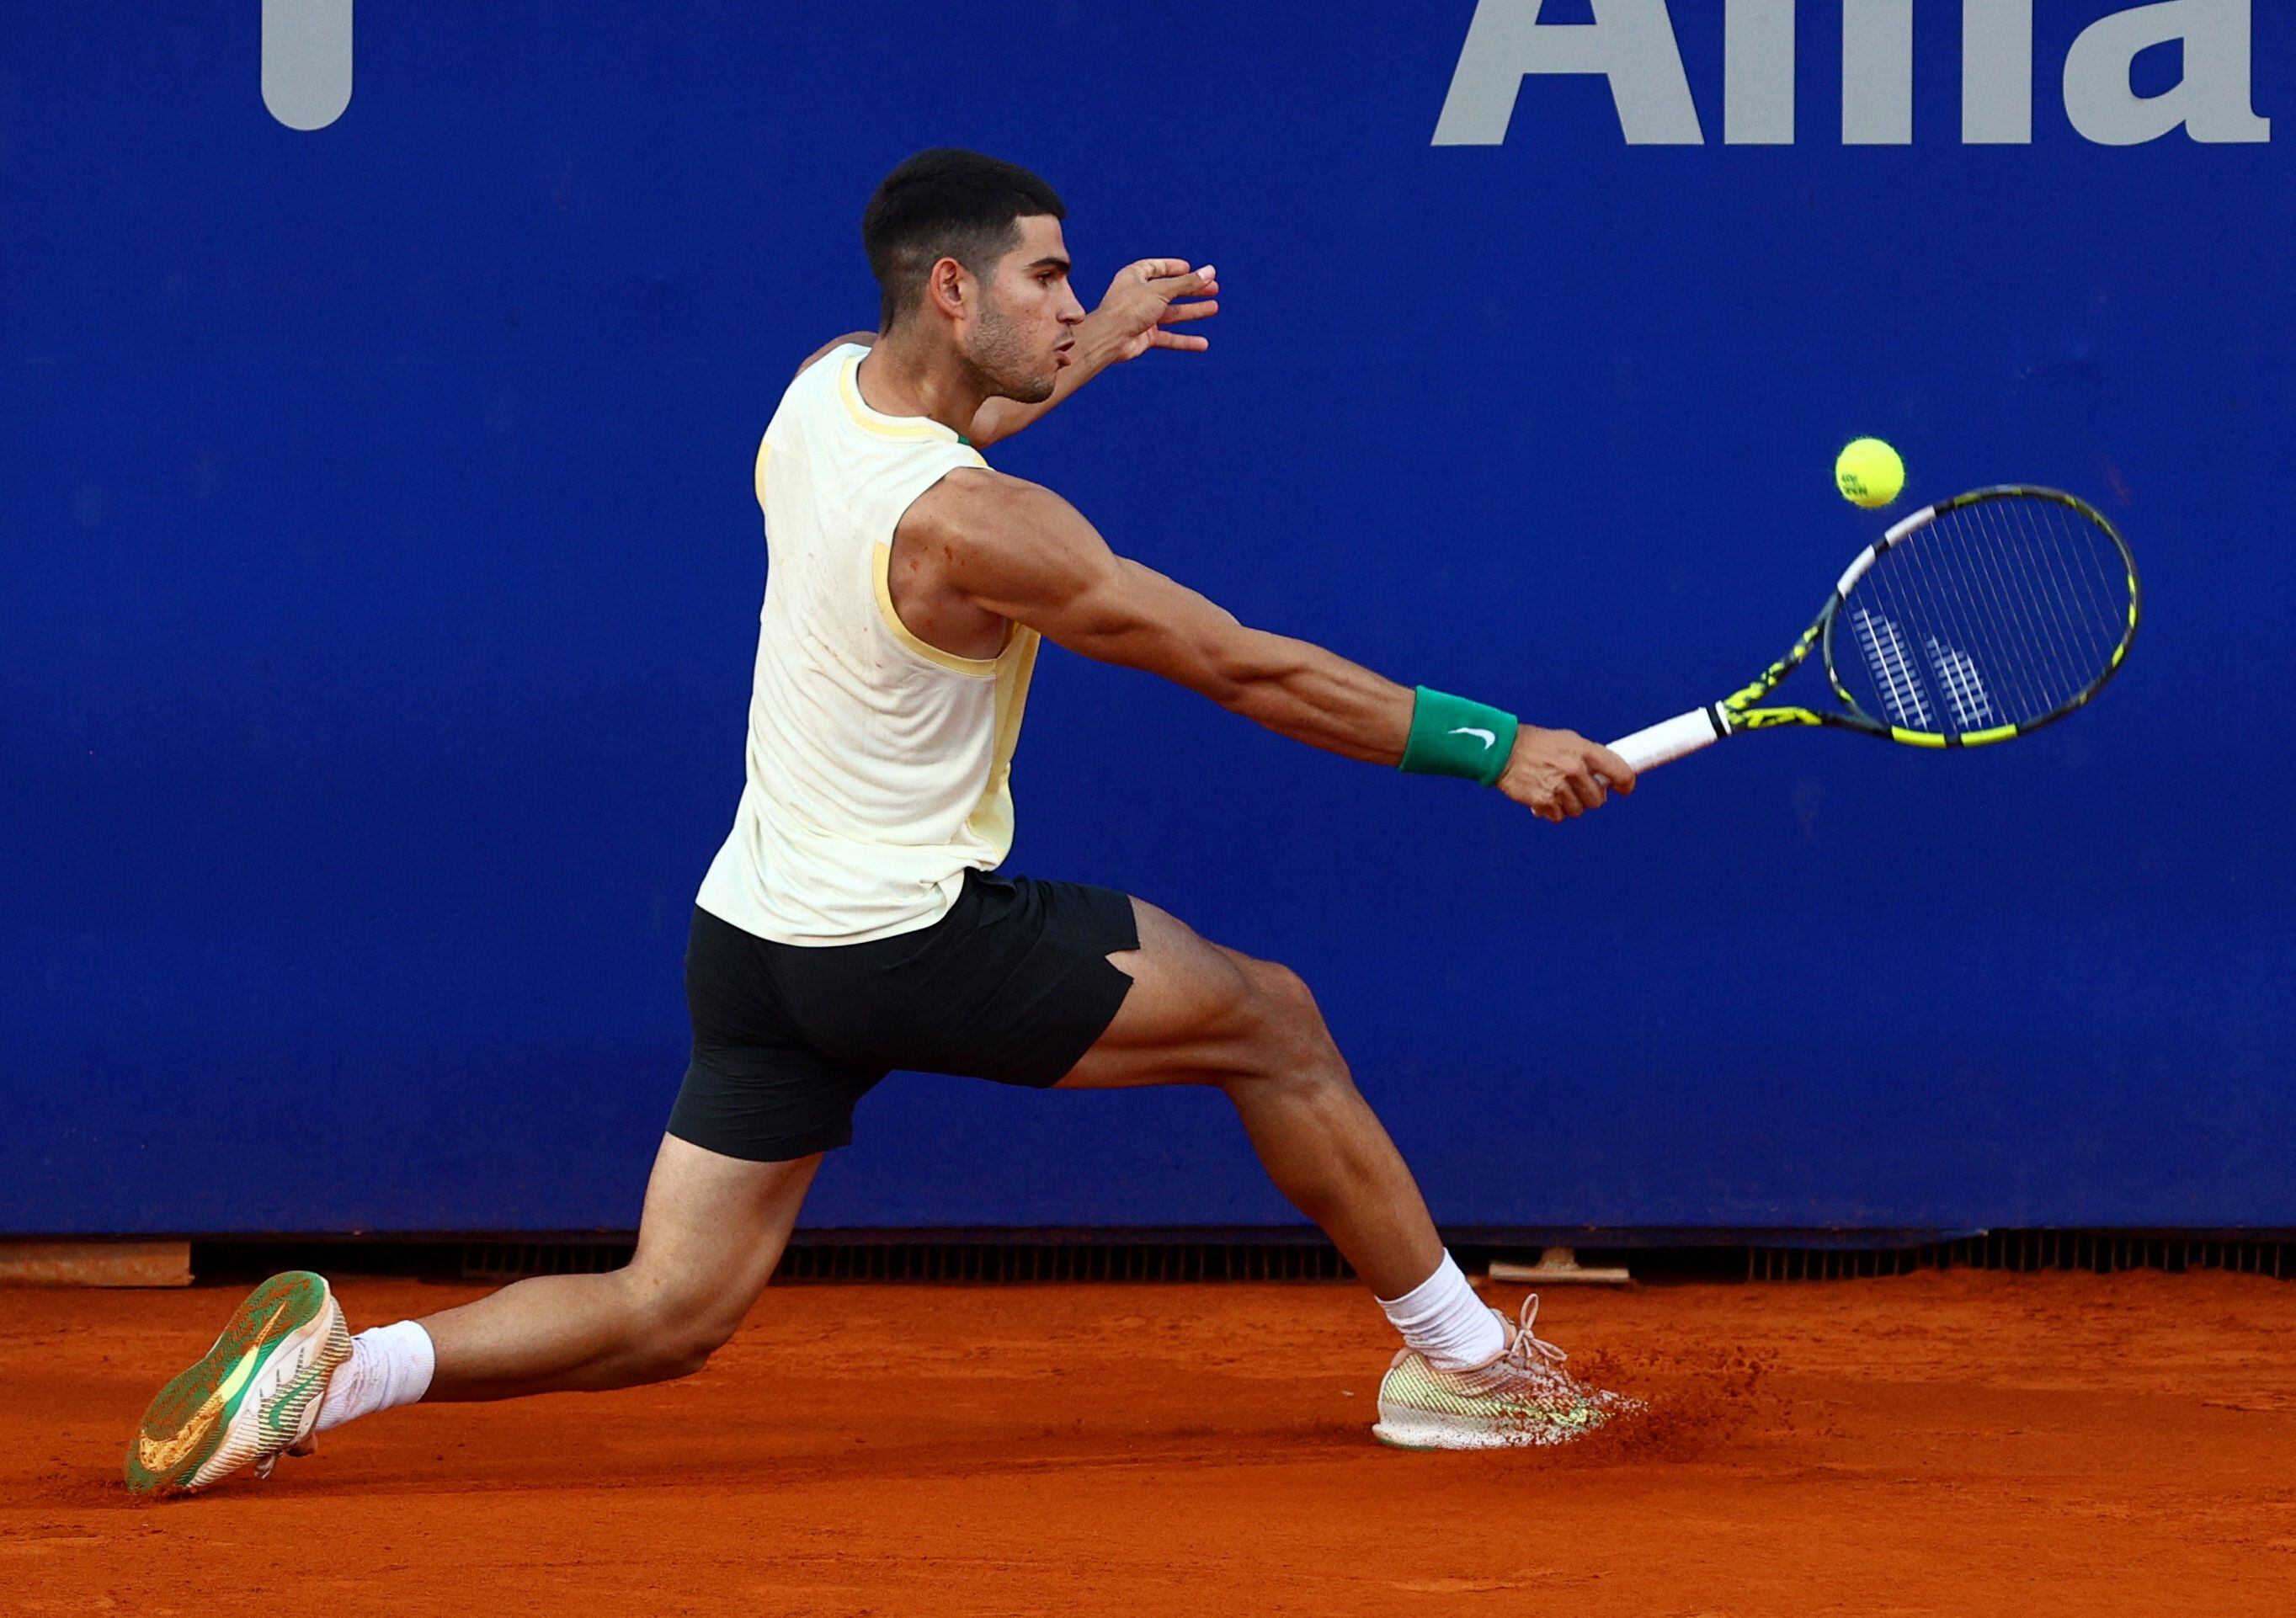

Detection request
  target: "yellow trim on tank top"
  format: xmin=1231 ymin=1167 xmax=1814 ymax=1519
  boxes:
xmin=871 ymin=541 xmax=1008 ymax=676
xmin=964 ymin=629 xmax=1041 ymax=848
xmin=839 ymin=349 xmax=981 ymax=447
xmin=753 ymin=439 xmax=770 ymax=511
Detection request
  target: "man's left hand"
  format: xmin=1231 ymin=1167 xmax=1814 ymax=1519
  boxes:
xmin=1095 ymin=259 xmax=1220 ymax=361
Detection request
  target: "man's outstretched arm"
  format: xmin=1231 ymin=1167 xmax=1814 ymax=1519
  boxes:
xmin=901 ymin=469 xmax=1632 ymax=822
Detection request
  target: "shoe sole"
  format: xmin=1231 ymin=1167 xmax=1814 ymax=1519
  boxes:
xmin=124 ymin=1270 xmax=350 ymax=1497
xmin=1372 ymin=1411 xmax=1606 ymax=1450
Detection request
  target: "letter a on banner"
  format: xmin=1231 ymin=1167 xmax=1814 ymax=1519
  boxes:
xmin=2063 ymin=0 xmax=2272 ymax=146
xmin=1434 ymin=0 xmax=1705 ymax=146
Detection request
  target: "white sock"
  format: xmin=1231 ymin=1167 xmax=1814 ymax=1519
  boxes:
xmin=314 ymin=1319 xmax=436 ymax=1434
xmin=1377 ymin=1253 xmax=1505 ymax=1371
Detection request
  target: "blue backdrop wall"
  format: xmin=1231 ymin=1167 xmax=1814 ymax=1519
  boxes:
xmin=6 ymin=3 xmax=2292 ymax=1235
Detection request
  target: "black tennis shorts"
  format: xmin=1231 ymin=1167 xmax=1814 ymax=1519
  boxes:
xmin=668 ymin=869 xmax=1141 ymax=1163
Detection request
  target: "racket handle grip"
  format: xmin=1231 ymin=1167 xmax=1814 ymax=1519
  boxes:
xmin=1607 ymin=708 xmax=1725 ymax=774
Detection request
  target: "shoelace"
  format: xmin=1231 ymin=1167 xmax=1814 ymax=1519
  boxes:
xmin=1501 ymin=1293 xmax=1572 ymax=1376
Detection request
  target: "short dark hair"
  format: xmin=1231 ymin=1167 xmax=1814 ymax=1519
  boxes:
xmin=861 ymin=149 xmax=1066 ymax=330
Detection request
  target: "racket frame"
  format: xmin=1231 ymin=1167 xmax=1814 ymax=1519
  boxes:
xmin=1610 ymin=487 xmax=2139 ymax=772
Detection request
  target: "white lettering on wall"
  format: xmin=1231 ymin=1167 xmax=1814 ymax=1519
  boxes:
xmin=1433 ymin=0 xmax=1705 ymax=146
xmin=1964 ymin=0 xmax=2035 ymax=143
xmin=262 ymin=0 xmax=354 ymax=131
xmin=1843 ymin=0 xmax=1915 ymax=146
xmin=2063 ymin=0 xmax=2272 ymax=145
xmin=1435 ymin=0 xmax=2272 ymax=146
xmin=1724 ymin=0 xmax=1796 ymax=145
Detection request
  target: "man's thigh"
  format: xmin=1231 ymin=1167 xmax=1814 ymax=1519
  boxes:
xmin=625 ymin=1134 xmax=821 ymax=1311
xmin=1056 ymin=897 xmax=1290 ymax=1091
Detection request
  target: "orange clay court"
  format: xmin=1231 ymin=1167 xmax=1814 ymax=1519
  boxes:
xmin=6 ymin=1266 xmax=2293 ymax=1616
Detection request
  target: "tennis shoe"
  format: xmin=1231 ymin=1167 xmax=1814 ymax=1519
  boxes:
xmin=124 ymin=1270 xmax=352 ymax=1496
xmin=1372 ymin=1292 xmax=1636 ymax=1450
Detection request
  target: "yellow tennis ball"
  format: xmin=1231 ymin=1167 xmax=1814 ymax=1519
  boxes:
xmin=1835 ymin=438 xmax=1905 ymax=508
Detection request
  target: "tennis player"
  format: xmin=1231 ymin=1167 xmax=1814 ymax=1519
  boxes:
xmin=126 ymin=149 xmax=1638 ymax=1493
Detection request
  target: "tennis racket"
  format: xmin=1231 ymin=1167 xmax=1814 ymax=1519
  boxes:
xmin=1608 ymin=487 xmax=2139 ymax=774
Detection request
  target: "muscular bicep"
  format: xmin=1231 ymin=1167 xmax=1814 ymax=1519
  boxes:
xmin=903 ymin=471 xmax=1410 ymax=764
xmin=903 ymin=470 xmax=1265 ymax=698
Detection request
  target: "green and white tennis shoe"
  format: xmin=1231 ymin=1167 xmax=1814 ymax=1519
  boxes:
xmin=1372 ymin=1292 xmax=1637 ymax=1450
xmin=125 ymin=1270 xmax=352 ymax=1496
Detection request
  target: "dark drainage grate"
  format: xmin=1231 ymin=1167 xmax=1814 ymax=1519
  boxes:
xmin=1748 ymin=1232 xmax=2296 ymax=1282
xmin=458 ymin=1237 xmax=1355 ymax=1285
xmin=173 ymin=1230 xmax=2296 ymax=1288
xmin=773 ymin=1241 xmax=1355 ymax=1284
xmin=460 ymin=1240 xmax=635 ymax=1282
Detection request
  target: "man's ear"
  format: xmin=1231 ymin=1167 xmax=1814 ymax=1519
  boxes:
xmin=924 ymin=255 xmax=970 ymax=322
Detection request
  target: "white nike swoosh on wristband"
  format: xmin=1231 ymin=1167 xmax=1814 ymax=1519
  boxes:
xmin=1447 ymin=727 xmax=1497 ymax=748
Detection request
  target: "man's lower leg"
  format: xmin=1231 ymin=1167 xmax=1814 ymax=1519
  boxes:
xmin=1224 ymin=1069 xmax=1504 ymax=1366
xmin=1223 ymin=1072 xmax=1443 ymax=1295
xmin=416 ymin=1268 xmax=711 ymax=1402
xmin=317 ymin=1138 xmax=817 ymax=1429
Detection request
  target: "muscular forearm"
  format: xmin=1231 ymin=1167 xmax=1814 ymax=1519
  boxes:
xmin=1211 ymin=631 xmax=1415 ymax=766
xmin=1220 ymin=639 xmax=1627 ymax=823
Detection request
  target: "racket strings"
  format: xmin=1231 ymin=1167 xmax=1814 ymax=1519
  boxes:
xmin=1839 ymin=497 xmax=2130 ymax=734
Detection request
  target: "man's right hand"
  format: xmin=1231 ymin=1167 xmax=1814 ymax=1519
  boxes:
xmin=1497 ymin=727 xmax=1636 ymax=822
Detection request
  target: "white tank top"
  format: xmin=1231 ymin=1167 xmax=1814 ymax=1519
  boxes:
xmin=695 ymin=345 xmax=1040 ymax=945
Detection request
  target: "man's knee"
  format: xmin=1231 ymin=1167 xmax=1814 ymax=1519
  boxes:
xmin=613 ymin=1272 xmax=746 ymax=1381
xmin=1229 ymin=961 xmax=1352 ymax=1096
xmin=653 ymin=1314 xmax=740 ymax=1381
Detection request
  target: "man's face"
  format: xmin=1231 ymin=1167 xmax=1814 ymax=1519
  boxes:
xmin=962 ymin=214 xmax=1086 ymax=404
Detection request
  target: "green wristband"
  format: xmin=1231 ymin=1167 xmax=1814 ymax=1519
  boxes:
xmin=1399 ymin=687 xmax=1520 ymax=786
